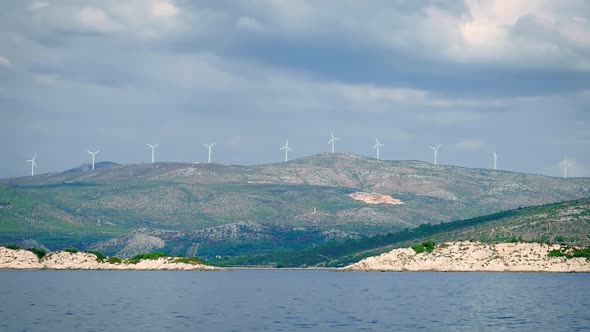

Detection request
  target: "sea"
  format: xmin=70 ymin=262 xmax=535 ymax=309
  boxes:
xmin=0 ymin=270 xmax=589 ymax=331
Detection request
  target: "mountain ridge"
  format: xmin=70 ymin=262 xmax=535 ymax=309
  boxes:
xmin=1 ymin=153 xmax=589 ymax=258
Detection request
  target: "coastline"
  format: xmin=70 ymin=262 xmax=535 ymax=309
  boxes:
xmin=343 ymin=241 xmax=590 ymax=273
xmin=0 ymin=247 xmax=217 ymax=271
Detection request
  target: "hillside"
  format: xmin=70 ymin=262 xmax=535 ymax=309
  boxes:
xmin=0 ymin=153 xmax=589 ymax=258
xmin=212 ymin=197 xmax=590 ymax=267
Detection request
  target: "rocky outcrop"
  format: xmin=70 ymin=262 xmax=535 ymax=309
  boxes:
xmin=0 ymin=248 xmax=43 ymax=269
xmin=0 ymin=247 xmax=216 ymax=271
xmin=344 ymin=242 xmax=590 ymax=272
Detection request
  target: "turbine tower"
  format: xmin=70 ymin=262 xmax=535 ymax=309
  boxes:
xmin=328 ymin=130 xmax=340 ymax=153
xmin=280 ymin=139 xmax=293 ymax=162
xmin=88 ymin=150 xmax=100 ymax=170
xmin=429 ymin=145 xmax=441 ymax=165
xmin=560 ymin=157 xmax=570 ymax=179
xmin=203 ymin=142 xmax=215 ymax=163
xmin=493 ymin=152 xmax=497 ymax=170
xmin=147 ymin=144 xmax=159 ymax=164
xmin=26 ymin=154 xmax=37 ymax=176
xmin=373 ymin=138 xmax=384 ymax=160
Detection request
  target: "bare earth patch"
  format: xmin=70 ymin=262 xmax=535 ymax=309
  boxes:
xmin=347 ymin=192 xmax=404 ymax=205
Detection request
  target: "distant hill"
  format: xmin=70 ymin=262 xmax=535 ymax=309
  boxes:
xmin=0 ymin=153 xmax=589 ymax=257
xmin=64 ymin=161 xmax=119 ymax=173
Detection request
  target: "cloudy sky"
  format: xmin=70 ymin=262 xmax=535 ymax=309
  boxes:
xmin=1 ymin=0 xmax=589 ymax=179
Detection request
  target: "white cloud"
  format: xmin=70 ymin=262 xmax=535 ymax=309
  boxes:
xmin=27 ymin=1 xmax=49 ymax=11
xmin=150 ymin=0 xmax=179 ymax=19
xmin=77 ymin=7 xmax=119 ymax=32
xmin=0 ymin=56 xmax=10 ymax=66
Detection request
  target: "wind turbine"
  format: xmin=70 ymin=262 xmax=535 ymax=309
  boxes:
xmin=88 ymin=150 xmax=100 ymax=170
xmin=560 ymin=157 xmax=570 ymax=179
xmin=280 ymin=139 xmax=293 ymax=162
xmin=203 ymin=142 xmax=215 ymax=163
xmin=26 ymin=154 xmax=37 ymax=176
xmin=373 ymin=138 xmax=384 ymax=160
xmin=493 ymin=152 xmax=498 ymax=170
xmin=429 ymin=145 xmax=441 ymax=165
xmin=147 ymin=144 xmax=159 ymax=164
xmin=328 ymin=130 xmax=340 ymax=153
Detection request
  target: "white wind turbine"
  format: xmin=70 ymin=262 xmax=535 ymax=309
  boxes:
xmin=493 ymin=152 xmax=498 ymax=170
xmin=429 ymin=145 xmax=441 ymax=165
xmin=88 ymin=150 xmax=100 ymax=170
xmin=328 ymin=130 xmax=340 ymax=153
xmin=26 ymin=154 xmax=37 ymax=176
xmin=560 ymin=157 xmax=570 ymax=179
xmin=203 ymin=142 xmax=215 ymax=163
xmin=147 ymin=144 xmax=159 ymax=164
xmin=373 ymin=138 xmax=384 ymax=160
xmin=280 ymin=139 xmax=293 ymax=162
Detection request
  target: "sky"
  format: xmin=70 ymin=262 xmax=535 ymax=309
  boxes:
xmin=1 ymin=0 xmax=589 ymax=179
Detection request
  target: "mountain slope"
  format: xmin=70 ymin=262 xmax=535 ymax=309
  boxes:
xmin=0 ymin=153 xmax=589 ymax=255
xmin=248 ymin=197 xmax=590 ymax=268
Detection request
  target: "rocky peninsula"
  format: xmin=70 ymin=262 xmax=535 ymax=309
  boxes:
xmin=344 ymin=241 xmax=590 ymax=272
xmin=0 ymin=247 xmax=216 ymax=271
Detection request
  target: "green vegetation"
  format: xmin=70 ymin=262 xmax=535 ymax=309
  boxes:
xmin=107 ymin=257 xmax=121 ymax=264
xmin=412 ymin=240 xmax=435 ymax=254
xmin=5 ymin=244 xmax=20 ymax=250
xmin=173 ymin=257 xmax=206 ymax=265
xmin=64 ymin=248 xmax=79 ymax=253
xmin=27 ymin=248 xmax=47 ymax=259
xmin=547 ymin=247 xmax=590 ymax=259
xmin=85 ymin=250 xmax=106 ymax=262
xmin=411 ymin=244 xmax=426 ymax=254
xmin=548 ymin=249 xmax=564 ymax=257
xmin=128 ymin=252 xmax=170 ymax=264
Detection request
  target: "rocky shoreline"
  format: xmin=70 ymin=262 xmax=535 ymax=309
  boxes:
xmin=0 ymin=247 xmax=217 ymax=271
xmin=343 ymin=241 xmax=590 ymax=272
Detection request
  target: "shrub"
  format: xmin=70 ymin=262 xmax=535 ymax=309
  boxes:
xmin=64 ymin=248 xmax=79 ymax=253
xmin=411 ymin=244 xmax=425 ymax=254
xmin=423 ymin=240 xmax=435 ymax=253
xmin=129 ymin=252 xmax=170 ymax=264
xmin=572 ymin=248 xmax=590 ymax=259
xmin=5 ymin=244 xmax=20 ymax=250
xmin=412 ymin=241 xmax=435 ymax=254
xmin=173 ymin=257 xmax=204 ymax=265
xmin=85 ymin=250 xmax=106 ymax=262
xmin=27 ymin=248 xmax=47 ymax=259
xmin=547 ymin=249 xmax=564 ymax=257
xmin=107 ymin=257 xmax=122 ymax=264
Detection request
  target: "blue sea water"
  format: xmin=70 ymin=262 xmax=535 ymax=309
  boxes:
xmin=0 ymin=270 xmax=589 ymax=331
